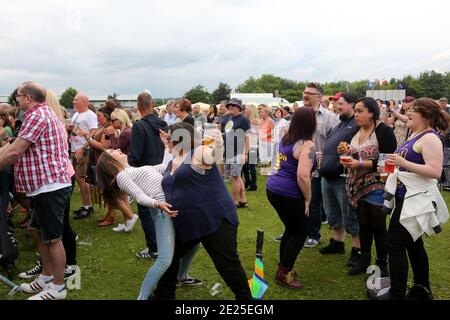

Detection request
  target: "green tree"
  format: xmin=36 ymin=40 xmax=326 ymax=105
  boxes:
xmin=444 ymin=72 xmax=450 ymax=99
xmin=280 ymin=89 xmax=300 ymax=103
xmin=211 ymin=82 xmax=232 ymax=104
xmin=7 ymin=89 xmax=17 ymax=105
xmin=183 ymin=85 xmax=211 ymax=103
xmin=107 ymin=92 xmax=121 ymax=107
xmin=59 ymin=87 xmax=78 ymax=109
xmin=417 ymin=70 xmax=446 ymax=99
xmin=399 ymin=75 xmax=420 ymax=97
xmin=235 ymin=76 xmax=264 ymax=93
xmin=349 ymin=80 xmax=370 ymax=98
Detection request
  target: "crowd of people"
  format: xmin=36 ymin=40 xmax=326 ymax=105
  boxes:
xmin=0 ymin=81 xmax=449 ymax=300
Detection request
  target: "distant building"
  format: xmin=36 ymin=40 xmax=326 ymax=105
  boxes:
xmin=366 ymin=90 xmax=406 ymax=103
xmin=87 ymin=95 xmax=138 ymax=110
xmin=0 ymin=95 xmax=10 ymax=104
xmin=231 ymin=93 xmax=289 ymax=106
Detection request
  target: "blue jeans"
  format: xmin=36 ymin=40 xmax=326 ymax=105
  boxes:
xmin=137 ymin=208 xmax=199 ymax=300
xmin=307 ymin=177 xmax=324 ymax=241
xmin=137 ymin=204 xmax=157 ymax=252
xmin=321 ymin=177 xmax=359 ymax=236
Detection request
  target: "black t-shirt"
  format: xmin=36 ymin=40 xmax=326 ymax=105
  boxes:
xmin=218 ymin=113 xmax=232 ymax=133
xmin=182 ymin=115 xmax=195 ymax=126
xmin=224 ymin=114 xmax=251 ymax=158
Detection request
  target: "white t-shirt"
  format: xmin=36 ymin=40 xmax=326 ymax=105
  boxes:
xmin=71 ymin=110 xmax=98 ymax=152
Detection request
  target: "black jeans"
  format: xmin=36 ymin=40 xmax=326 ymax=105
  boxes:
xmin=357 ymin=200 xmax=388 ymax=263
xmin=242 ymin=163 xmax=257 ymax=188
xmin=388 ymin=198 xmax=430 ymax=299
xmin=267 ymin=190 xmax=308 ymax=270
xmin=62 ymin=183 xmax=77 ymax=265
xmin=154 ymin=219 xmax=251 ymax=300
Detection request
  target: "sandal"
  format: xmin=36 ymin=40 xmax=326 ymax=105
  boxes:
xmin=97 ymin=219 xmax=116 ymax=227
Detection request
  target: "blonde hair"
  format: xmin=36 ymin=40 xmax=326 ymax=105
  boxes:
xmin=45 ymin=90 xmax=64 ymax=122
xmin=111 ymin=108 xmax=132 ymax=129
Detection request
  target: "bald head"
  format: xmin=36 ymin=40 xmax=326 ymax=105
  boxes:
xmin=19 ymin=81 xmax=46 ymax=103
xmin=73 ymin=94 xmax=89 ymax=112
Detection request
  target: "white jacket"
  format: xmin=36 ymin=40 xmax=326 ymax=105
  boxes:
xmin=384 ymin=170 xmax=449 ymax=241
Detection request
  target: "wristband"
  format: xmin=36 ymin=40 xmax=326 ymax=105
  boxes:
xmin=358 ymin=158 xmax=363 ymax=169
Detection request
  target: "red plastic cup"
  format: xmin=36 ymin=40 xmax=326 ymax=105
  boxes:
xmin=385 ymin=162 xmax=395 ymax=174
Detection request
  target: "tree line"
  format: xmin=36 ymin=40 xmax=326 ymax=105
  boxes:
xmin=8 ymin=70 xmax=449 ymax=109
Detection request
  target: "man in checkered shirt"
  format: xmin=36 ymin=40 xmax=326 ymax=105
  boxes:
xmin=0 ymin=82 xmax=72 ymax=300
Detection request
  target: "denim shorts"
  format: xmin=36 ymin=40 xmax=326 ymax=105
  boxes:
xmin=361 ymin=189 xmax=385 ymax=206
xmin=321 ymin=177 xmax=360 ymax=235
xmin=29 ymin=186 xmax=72 ymax=244
xmin=224 ymin=155 xmax=244 ymax=177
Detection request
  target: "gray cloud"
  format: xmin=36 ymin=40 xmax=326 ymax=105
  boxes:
xmin=1 ymin=0 xmax=449 ymax=98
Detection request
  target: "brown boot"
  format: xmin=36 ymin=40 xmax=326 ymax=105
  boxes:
xmin=275 ymin=265 xmax=304 ymax=290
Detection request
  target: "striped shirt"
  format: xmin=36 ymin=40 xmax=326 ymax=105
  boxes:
xmin=15 ymin=103 xmax=71 ymax=193
xmin=116 ymin=149 xmax=171 ymax=207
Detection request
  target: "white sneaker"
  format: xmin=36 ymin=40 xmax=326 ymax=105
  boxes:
xmin=124 ymin=214 xmax=139 ymax=232
xmin=20 ymin=277 xmax=52 ymax=294
xmin=112 ymin=223 xmax=127 ymax=232
xmin=28 ymin=286 xmax=67 ymax=300
xmin=304 ymin=238 xmax=320 ymax=248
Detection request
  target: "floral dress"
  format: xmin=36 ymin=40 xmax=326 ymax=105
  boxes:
xmin=346 ymin=128 xmax=385 ymax=208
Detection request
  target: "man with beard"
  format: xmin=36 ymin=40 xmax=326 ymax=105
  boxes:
xmin=318 ymin=92 xmax=361 ymax=269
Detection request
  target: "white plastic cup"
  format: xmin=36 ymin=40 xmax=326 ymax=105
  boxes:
xmin=210 ymin=282 xmax=222 ymax=296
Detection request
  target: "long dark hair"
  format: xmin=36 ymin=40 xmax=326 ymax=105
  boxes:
xmin=96 ymin=151 xmax=126 ymax=207
xmin=355 ymin=97 xmax=380 ymax=132
xmin=282 ymin=107 xmax=316 ymax=146
xmin=208 ymin=105 xmax=218 ymax=117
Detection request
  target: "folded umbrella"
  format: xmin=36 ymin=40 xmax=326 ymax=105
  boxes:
xmin=248 ymin=230 xmax=268 ymax=299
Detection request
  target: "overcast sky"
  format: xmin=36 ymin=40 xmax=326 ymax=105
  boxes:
xmin=1 ymin=0 xmax=449 ymax=98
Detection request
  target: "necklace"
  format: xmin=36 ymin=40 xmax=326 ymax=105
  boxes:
xmin=408 ymin=127 xmax=430 ymax=141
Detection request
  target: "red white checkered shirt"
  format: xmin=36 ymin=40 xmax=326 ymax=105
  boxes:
xmin=14 ymin=103 xmax=71 ymax=193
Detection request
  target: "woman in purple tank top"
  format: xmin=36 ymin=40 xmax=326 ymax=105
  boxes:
xmin=377 ymin=98 xmax=450 ymax=300
xmin=266 ymin=107 xmax=316 ymax=290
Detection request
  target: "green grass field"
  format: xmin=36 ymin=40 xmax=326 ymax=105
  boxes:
xmin=2 ymin=174 xmax=450 ymax=300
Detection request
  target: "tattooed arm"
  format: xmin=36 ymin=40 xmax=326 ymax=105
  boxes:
xmin=295 ymin=140 xmax=314 ymax=216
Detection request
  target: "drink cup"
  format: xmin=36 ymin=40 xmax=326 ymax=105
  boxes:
xmin=202 ymin=123 xmax=219 ymax=146
xmin=380 ymin=173 xmax=388 ymax=183
xmin=340 ymin=155 xmax=353 ymax=164
xmin=385 ymin=162 xmax=395 ymax=174
xmin=202 ymin=135 xmax=215 ymax=146
xmin=210 ymin=282 xmax=222 ymax=296
xmin=316 ymin=152 xmax=323 ymax=169
xmin=65 ymin=119 xmax=74 ymax=130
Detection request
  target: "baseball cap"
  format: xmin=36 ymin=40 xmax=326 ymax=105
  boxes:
xmin=329 ymin=92 xmax=343 ymax=101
